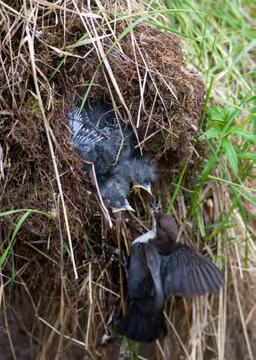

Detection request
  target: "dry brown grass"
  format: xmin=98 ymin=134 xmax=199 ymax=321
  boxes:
xmin=0 ymin=1 xmax=255 ymax=359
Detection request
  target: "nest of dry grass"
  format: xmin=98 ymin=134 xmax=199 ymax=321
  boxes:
xmin=1 ymin=2 xmax=255 ymax=360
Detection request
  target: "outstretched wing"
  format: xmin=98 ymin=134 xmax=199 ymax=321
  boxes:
xmin=161 ymin=244 xmax=224 ymax=299
xmin=67 ymin=107 xmax=105 ymax=150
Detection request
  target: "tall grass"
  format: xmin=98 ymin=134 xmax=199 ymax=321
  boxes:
xmin=162 ymin=0 xmax=255 ymax=246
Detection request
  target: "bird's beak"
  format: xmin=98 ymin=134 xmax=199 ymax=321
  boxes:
xmin=112 ymin=200 xmax=135 ymax=213
xmin=133 ymin=184 xmax=152 ymax=196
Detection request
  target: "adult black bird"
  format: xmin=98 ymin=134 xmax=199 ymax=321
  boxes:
xmin=118 ymin=210 xmax=224 ymax=342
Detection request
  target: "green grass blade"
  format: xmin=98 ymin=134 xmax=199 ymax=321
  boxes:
xmin=222 ymin=138 xmax=238 ymax=175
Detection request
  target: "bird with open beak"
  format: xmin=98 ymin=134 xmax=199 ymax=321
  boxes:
xmin=67 ymin=101 xmax=135 ymax=212
xmin=118 ymin=208 xmax=224 ymax=342
xmin=113 ymin=156 xmax=157 ymax=195
xmin=67 ymin=100 xmax=156 ymax=212
xmin=99 ymin=175 xmax=134 ymax=213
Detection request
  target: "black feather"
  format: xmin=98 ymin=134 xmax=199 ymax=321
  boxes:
xmin=161 ymin=244 xmax=224 ymax=299
xmin=119 ymin=243 xmax=166 ymax=342
xmin=118 ymin=304 xmax=167 ymax=343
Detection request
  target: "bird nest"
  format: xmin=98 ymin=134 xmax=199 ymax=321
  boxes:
xmin=0 ymin=2 xmax=237 ymax=359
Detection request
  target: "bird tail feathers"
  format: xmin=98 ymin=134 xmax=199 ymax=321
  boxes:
xmin=118 ymin=304 xmax=167 ymax=342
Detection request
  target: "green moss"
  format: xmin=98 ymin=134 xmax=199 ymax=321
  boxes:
xmin=27 ymin=99 xmax=40 ymax=118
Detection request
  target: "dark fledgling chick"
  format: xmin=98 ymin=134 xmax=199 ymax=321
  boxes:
xmin=119 ymin=211 xmax=224 ymax=342
xmin=113 ymin=157 xmax=157 ymax=195
xmin=68 ymin=101 xmax=156 ymax=188
xmin=99 ymin=176 xmax=134 ymax=213
xmin=67 ymin=101 xmax=136 ymax=212
xmin=67 ymin=101 xmax=135 ymax=178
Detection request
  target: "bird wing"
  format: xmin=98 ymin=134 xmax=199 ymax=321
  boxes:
xmin=162 ymin=244 xmax=224 ymax=299
xmin=68 ymin=103 xmax=136 ymax=176
xmin=67 ymin=107 xmax=105 ymax=149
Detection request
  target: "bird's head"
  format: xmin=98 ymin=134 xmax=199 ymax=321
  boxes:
xmin=155 ymin=212 xmax=178 ymax=241
xmin=132 ymin=159 xmax=157 ymax=195
xmin=103 ymin=188 xmax=134 ymax=213
xmin=149 ymin=207 xmax=179 ymax=255
xmin=100 ymin=175 xmax=134 ymax=213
